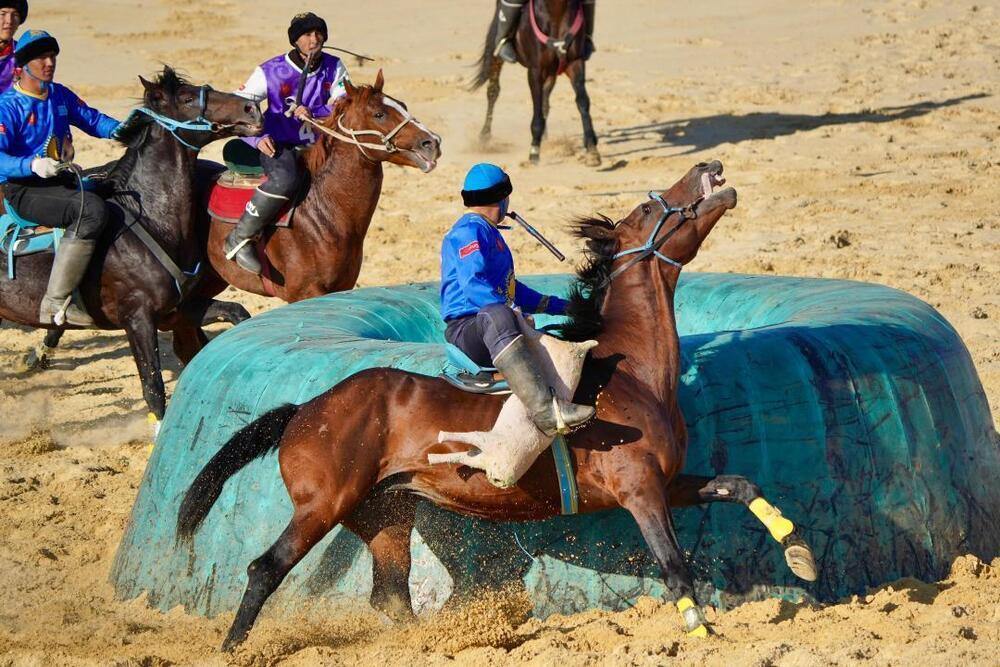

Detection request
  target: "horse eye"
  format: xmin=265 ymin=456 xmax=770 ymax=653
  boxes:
xmin=642 ymin=204 xmax=651 ymax=215
xmin=374 ymin=111 xmax=386 ymax=120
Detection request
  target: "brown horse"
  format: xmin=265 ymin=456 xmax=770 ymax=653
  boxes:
xmin=177 ymin=160 xmax=817 ymax=650
xmin=198 ymin=71 xmax=442 ymax=303
xmin=473 ymin=0 xmax=600 ymax=166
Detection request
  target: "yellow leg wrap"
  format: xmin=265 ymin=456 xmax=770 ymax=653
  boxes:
xmin=749 ymin=497 xmax=795 ymax=542
xmin=677 ymin=597 xmax=709 ymax=637
xmin=147 ymin=412 xmax=158 ymax=425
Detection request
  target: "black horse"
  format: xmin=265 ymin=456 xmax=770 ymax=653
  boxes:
xmin=0 ymin=67 xmax=262 ymax=428
xmin=473 ymin=0 xmax=600 ymax=166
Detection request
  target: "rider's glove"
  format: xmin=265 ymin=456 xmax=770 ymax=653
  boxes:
xmin=31 ymin=157 xmax=62 ymax=179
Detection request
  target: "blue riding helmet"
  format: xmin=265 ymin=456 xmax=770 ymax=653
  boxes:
xmin=14 ymin=29 xmax=58 ymax=67
xmin=461 ymin=163 xmax=513 ymax=207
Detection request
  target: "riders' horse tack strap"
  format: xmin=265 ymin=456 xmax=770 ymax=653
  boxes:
xmin=551 ymin=434 xmax=579 ymax=514
xmin=118 ymin=207 xmax=200 ymax=298
xmin=300 ymin=105 xmax=427 ymax=161
xmin=529 ymin=0 xmax=585 ymax=57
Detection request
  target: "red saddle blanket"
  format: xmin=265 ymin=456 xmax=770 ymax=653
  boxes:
xmin=206 ymin=173 xmax=294 ymax=227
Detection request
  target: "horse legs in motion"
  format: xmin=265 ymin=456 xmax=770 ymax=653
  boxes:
xmin=480 ymin=60 xmax=504 ymax=141
xmin=19 ymin=297 xmax=251 ymax=372
xmin=565 ymin=60 xmax=600 ymax=166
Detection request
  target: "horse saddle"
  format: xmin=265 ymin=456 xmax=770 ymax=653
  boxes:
xmin=206 ymin=139 xmax=294 ymax=227
xmin=440 ymin=344 xmax=511 ymax=395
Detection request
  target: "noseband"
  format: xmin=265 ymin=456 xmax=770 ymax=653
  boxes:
xmin=131 ymin=85 xmax=224 ymax=151
xmin=302 ymin=101 xmax=435 ymax=160
xmin=603 ymin=191 xmax=701 ymax=285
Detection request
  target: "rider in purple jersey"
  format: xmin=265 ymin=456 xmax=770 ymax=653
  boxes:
xmin=0 ymin=1 xmax=27 ymax=92
xmin=226 ymin=12 xmax=349 ymax=275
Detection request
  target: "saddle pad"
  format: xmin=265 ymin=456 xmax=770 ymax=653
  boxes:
xmin=206 ymin=174 xmax=293 ymax=228
xmin=0 ymin=213 xmax=61 ymax=279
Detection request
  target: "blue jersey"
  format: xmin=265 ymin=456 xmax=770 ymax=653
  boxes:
xmin=0 ymin=82 xmax=120 ymax=183
xmin=440 ymin=212 xmax=568 ymax=321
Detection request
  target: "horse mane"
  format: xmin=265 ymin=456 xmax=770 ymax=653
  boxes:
xmin=303 ymin=86 xmax=379 ymax=174
xmin=107 ymin=67 xmax=192 ymax=189
xmin=556 ymin=214 xmax=618 ymax=342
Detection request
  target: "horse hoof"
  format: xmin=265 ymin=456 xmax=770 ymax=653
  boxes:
xmin=583 ymin=149 xmax=602 ymax=167
xmin=529 ymin=148 xmax=541 ymax=165
xmin=783 ymin=537 xmax=819 ymax=582
xmin=20 ymin=345 xmax=52 ymax=372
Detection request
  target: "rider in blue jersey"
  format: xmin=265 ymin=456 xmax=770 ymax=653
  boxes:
xmin=0 ymin=30 xmax=121 ymax=326
xmin=441 ymin=163 xmax=594 ymax=436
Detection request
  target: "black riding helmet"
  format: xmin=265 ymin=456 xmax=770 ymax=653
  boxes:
xmin=287 ymin=12 xmax=326 ymax=46
xmin=0 ymin=1 xmax=27 ymax=22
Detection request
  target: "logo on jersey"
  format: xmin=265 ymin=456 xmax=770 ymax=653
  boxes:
xmin=280 ymin=82 xmax=293 ymax=98
xmin=27 ymin=112 xmax=36 ymax=126
xmin=495 ymin=236 xmax=506 ymax=252
xmin=459 ymin=241 xmax=480 ymax=258
xmin=0 ymin=124 xmax=6 ymax=134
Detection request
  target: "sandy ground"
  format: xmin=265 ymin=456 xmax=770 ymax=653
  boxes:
xmin=1 ymin=0 xmax=998 ymax=664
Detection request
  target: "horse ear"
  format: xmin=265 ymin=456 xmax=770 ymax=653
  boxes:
xmin=373 ymin=69 xmax=384 ymax=92
xmin=139 ymin=75 xmax=164 ymax=107
xmin=343 ymin=78 xmax=358 ymax=98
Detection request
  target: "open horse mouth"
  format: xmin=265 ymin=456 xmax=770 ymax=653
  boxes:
xmin=410 ymin=148 xmax=439 ymax=174
xmin=701 ymin=168 xmax=727 ymax=198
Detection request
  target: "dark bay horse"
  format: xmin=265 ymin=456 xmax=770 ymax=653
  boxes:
xmin=177 ymin=160 xmax=818 ymax=650
xmin=0 ymin=68 xmax=262 ymax=425
xmin=198 ymin=71 xmax=442 ymax=303
xmin=473 ymin=0 xmax=600 ymax=166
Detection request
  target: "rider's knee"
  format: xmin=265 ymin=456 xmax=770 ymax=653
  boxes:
xmin=479 ymin=302 xmax=518 ymax=328
xmin=67 ymin=191 xmax=109 ymax=237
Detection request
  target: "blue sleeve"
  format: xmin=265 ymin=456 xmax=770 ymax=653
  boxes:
xmin=452 ymin=225 xmax=506 ymax=308
xmin=0 ymin=103 xmax=34 ymax=178
xmin=514 ymin=281 xmax=569 ymax=315
xmin=65 ymin=88 xmax=120 ymax=139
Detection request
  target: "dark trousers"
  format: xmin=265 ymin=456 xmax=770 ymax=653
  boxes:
xmin=259 ymin=145 xmax=302 ymax=198
xmin=445 ymin=303 xmax=523 ymax=367
xmin=4 ymin=176 xmax=109 ymax=240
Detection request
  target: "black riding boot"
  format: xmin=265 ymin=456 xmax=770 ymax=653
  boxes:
xmin=223 ymin=189 xmax=287 ymax=275
xmin=495 ymin=0 xmax=525 ymax=63
xmin=583 ymin=0 xmax=596 ymax=60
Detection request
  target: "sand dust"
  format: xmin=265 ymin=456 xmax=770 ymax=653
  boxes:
xmin=1 ymin=0 xmax=998 ymax=664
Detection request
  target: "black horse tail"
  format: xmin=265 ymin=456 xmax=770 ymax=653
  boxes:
xmin=470 ymin=5 xmax=502 ymax=91
xmin=176 ymin=404 xmax=299 ymax=542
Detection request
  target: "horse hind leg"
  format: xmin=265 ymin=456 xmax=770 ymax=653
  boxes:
xmin=669 ymin=474 xmax=818 ymax=582
xmin=480 ymin=60 xmax=504 ymax=141
xmin=527 ymin=69 xmax=547 ymax=164
xmin=344 ymin=491 xmax=418 ymax=622
xmin=222 ymin=507 xmax=338 ymax=651
xmin=566 ymin=60 xmax=601 ymax=167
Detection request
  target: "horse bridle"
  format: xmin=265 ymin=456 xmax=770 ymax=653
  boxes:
xmin=603 ymin=191 xmax=702 ymax=285
xmin=131 ymin=85 xmax=228 ymax=151
xmin=302 ymin=101 xmax=433 ymax=160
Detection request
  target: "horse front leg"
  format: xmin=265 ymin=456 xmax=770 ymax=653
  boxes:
xmin=621 ymin=471 xmax=711 ymax=638
xmin=481 ymin=60 xmax=504 ymax=141
xmin=122 ymin=309 xmax=166 ymax=429
xmin=566 ymin=60 xmax=601 ymax=167
xmin=21 ymin=327 xmax=64 ymax=372
xmin=527 ymin=68 xmax=546 ymax=164
xmin=668 ymin=474 xmax=818 ymax=582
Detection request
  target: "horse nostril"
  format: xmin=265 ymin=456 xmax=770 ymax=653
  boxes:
xmin=421 ymin=139 xmax=437 ymax=151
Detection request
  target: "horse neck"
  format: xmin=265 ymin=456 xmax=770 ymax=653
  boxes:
xmin=596 ymin=262 xmax=681 ymax=403
xmin=305 ymin=137 xmax=384 ymax=238
xmin=116 ymin=125 xmax=198 ymax=246
xmin=541 ymin=0 xmax=575 ymax=28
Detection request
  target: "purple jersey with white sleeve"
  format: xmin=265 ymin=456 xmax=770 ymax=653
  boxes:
xmin=0 ymin=40 xmax=16 ymax=93
xmin=237 ymin=52 xmax=348 ymax=149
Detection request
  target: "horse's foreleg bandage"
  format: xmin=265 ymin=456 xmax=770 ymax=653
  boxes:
xmin=749 ymin=497 xmax=795 ymax=542
xmin=676 ymin=597 xmax=709 ymax=638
